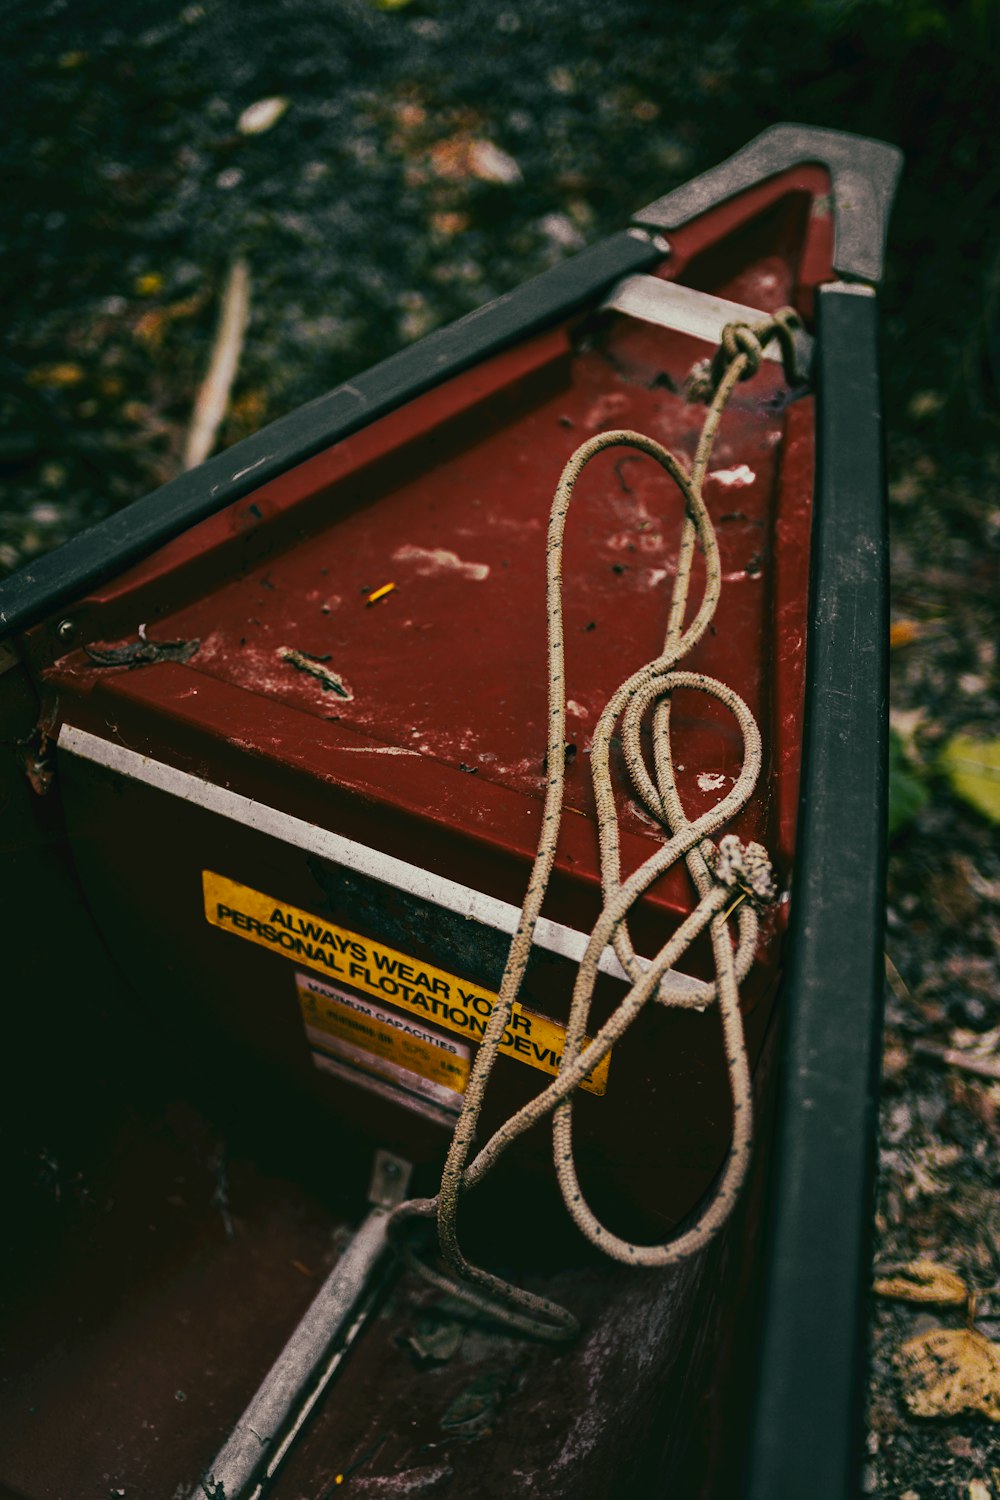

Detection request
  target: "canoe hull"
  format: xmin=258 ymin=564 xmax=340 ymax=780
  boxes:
xmin=0 ymin=124 xmax=900 ymax=1499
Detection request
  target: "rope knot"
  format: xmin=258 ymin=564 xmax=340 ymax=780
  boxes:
xmin=712 ymin=834 xmax=777 ymax=908
xmin=686 ymin=322 xmax=762 ymax=403
xmin=686 ymin=307 xmax=806 ymax=404
xmin=720 ymin=322 xmax=764 ymax=377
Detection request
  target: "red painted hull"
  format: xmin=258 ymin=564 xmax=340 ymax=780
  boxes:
xmin=0 ymin=127 xmax=897 ymax=1499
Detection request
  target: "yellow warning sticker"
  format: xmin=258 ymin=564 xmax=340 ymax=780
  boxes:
xmin=203 ymin=870 xmax=608 ymax=1095
xmin=297 ymin=971 xmax=470 ymax=1115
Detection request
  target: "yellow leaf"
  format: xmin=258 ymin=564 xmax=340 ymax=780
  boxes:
xmin=874 ymin=1260 xmax=968 ymax=1305
xmin=941 ymin=734 xmax=1000 ymax=823
xmin=890 ymin=619 xmax=921 ymax=649
xmin=134 ymin=272 xmax=165 ymax=296
xmin=133 ymin=292 xmax=204 ymax=347
xmin=26 ymin=363 xmax=85 ymax=389
xmin=899 ymin=1326 xmax=1000 ymax=1421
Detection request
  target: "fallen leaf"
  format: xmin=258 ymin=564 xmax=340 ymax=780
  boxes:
xmin=898 ymin=1143 xmax=962 ymax=1200
xmin=392 ymin=100 xmax=426 ymax=130
xmin=26 ymin=362 xmax=85 ymax=389
xmin=882 ymin=1041 xmax=908 ymax=1080
xmin=227 ymin=387 xmax=269 ymax=433
xmin=874 ymin=1260 xmax=968 ymax=1305
xmin=279 ymin=647 xmax=353 ymax=699
xmin=431 ymin=210 xmax=469 ymax=238
xmin=428 ymin=133 xmax=521 ymax=185
xmin=899 ymin=1326 xmax=1000 ymax=1421
xmin=85 ymin=635 xmax=200 ymax=668
xmin=940 ymin=734 xmax=1000 ymax=823
xmin=132 ymin=291 xmax=205 ymax=347
xmin=134 ymin=271 xmax=165 ymax=296
xmin=468 ymin=138 xmax=522 ymax=185
xmin=908 ymin=389 xmax=946 ymax=419
xmin=950 ymin=1074 xmax=1000 ymax=1140
xmin=968 ymin=1480 xmax=990 ymax=1500
xmin=427 ymin=135 xmax=468 ymax=181
xmin=237 ymin=96 xmax=289 ymax=136
xmin=890 ymin=618 xmax=921 ymax=648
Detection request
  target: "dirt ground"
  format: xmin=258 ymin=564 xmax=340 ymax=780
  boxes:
xmin=1 ymin=2 xmax=997 ymax=1494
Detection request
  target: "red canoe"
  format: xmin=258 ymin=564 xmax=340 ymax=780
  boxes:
xmin=0 ymin=123 xmax=900 ymax=1499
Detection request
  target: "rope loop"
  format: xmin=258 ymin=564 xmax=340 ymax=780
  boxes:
xmin=385 ymin=310 xmax=799 ymax=1339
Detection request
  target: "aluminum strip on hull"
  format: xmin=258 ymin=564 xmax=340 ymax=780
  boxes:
xmin=58 ymin=723 xmax=710 ymax=1004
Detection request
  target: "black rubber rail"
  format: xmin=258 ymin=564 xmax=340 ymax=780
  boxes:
xmin=742 ymin=282 xmax=890 ymax=1500
xmin=635 ymin=122 xmax=902 ymax=286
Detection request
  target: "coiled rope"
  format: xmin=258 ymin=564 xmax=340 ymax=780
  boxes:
xmin=387 ymin=309 xmax=801 ymax=1341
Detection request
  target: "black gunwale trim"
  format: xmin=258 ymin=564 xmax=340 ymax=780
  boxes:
xmin=742 ymin=283 xmax=889 ymax=1500
xmin=635 ymin=122 xmax=902 ymax=286
xmin=1 ymin=122 xmax=902 ymax=645
xmin=0 ymin=230 xmax=661 ymax=642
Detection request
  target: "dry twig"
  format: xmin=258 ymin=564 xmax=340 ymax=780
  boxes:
xmin=183 ymin=257 xmax=251 ymax=470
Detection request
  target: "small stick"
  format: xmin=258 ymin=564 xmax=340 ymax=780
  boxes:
xmin=912 ymin=1039 xmax=1000 ymax=1082
xmin=885 ymin=951 xmax=913 ymax=1005
xmin=183 ymin=257 xmax=251 ymax=470
xmin=721 ymin=889 xmax=747 ymax=922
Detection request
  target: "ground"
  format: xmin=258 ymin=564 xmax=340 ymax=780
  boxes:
xmin=1 ymin=1 xmax=998 ymax=1494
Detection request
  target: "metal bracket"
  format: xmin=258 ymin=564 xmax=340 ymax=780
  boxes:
xmin=369 ymin=1148 xmax=414 ymax=1210
xmin=601 ymin=274 xmax=814 ymax=376
xmin=633 ymin=123 xmax=903 ymax=287
xmin=188 ymin=1149 xmax=413 ymax=1500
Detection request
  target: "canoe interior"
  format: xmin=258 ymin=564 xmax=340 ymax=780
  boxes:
xmin=0 ymin=998 xmax=779 ymax=1500
xmin=1 ymin=159 xmax=835 ymax=1498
